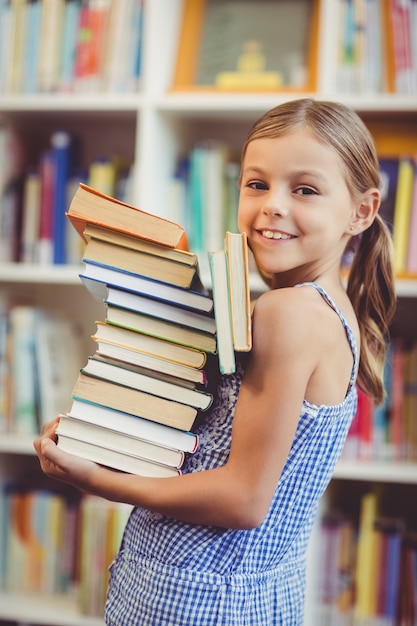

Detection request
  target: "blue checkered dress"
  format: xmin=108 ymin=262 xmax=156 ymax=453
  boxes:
xmin=105 ymin=283 xmax=358 ymax=625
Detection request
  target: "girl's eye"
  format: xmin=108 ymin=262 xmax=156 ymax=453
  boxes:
xmin=295 ymin=186 xmax=317 ymax=196
xmin=247 ymin=181 xmax=268 ymax=190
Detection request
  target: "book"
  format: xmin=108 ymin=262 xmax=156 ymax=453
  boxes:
xmin=8 ymin=0 xmax=26 ymax=94
xmin=72 ymin=372 xmax=198 ymax=431
xmin=57 ymin=432 xmax=180 ymax=477
xmin=37 ymin=0 xmax=65 ymax=92
xmin=378 ymin=157 xmax=400 ymax=231
xmin=80 ymin=260 xmax=213 ymax=313
xmin=91 ymin=347 xmax=207 ymax=388
xmin=68 ymin=397 xmax=199 ymax=453
xmin=87 ymin=156 xmax=118 ymax=197
xmin=34 ymin=311 xmax=83 ymax=429
xmin=208 ymin=231 xmax=252 ymax=373
xmin=20 ymin=169 xmax=41 ymax=263
xmin=92 ymin=320 xmax=207 ymax=369
xmin=354 ymin=491 xmax=379 ymax=618
xmin=56 ymin=413 xmax=185 ymax=469
xmin=67 ymin=182 xmax=189 ymax=249
xmin=81 ymin=355 xmax=213 ymax=410
xmin=84 ymin=222 xmax=198 ymax=267
xmin=392 ymin=156 xmax=414 ymax=275
xmin=59 ymin=0 xmax=81 ymax=92
xmin=9 ymin=306 xmax=39 ymax=435
xmin=104 ymin=287 xmax=215 ymax=335
xmin=38 ymin=149 xmax=55 ymax=265
xmin=82 ymin=236 xmax=198 ymax=289
xmin=226 ymin=231 xmax=252 ymax=352
xmin=105 ymin=304 xmax=217 ymax=354
xmin=101 ymin=0 xmax=132 ymax=92
xmin=51 ymin=130 xmax=73 ymax=264
xmin=405 ymin=155 xmax=417 ymax=274
xmin=24 ymin=0 xmax=42 ymax=93
xmin=73 ymin=0 xmax=110 ymax=92
xmin=208 ymin=249 xmax=235 ymax=375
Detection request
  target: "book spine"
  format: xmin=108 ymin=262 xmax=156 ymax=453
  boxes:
xmin=392 ymin=156 xmax=414 ymax=274
xmin=51 ymin=131 xmax=73 ymax=264
xmin=38 ymin=150 xmax=55 ymax=265
xmin=59 ymin=0 xmax=81 ymax=92
xmin=24 ymin=0 xmax=42 ymax=93
xmin=405 ymin=156 xmax=417 ymax=274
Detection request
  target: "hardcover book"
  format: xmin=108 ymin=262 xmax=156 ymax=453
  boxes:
xmin=56 ymin=413 xmax=186 ymax=469
xmin=91 ymin=320 xmax=207 ymax=370
xmin=67 ymin=183 xmax=189 ymax=249
xmin=72 ymin=372 xmax=199 ymax=431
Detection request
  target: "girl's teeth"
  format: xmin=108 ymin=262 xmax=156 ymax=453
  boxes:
xmin=262 ymin=230 xmax=290 ymax=240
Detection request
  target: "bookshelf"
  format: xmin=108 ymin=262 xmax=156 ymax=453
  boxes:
xmin=0 ymin=0 xmax=417 ymax=624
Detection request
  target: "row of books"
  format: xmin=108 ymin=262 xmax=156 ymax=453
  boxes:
xmin=0 ymin=0 xmax=143 ymax=95
xmin=317 ymin=490 xmax=417 ymax=624
xmin=170 ymin=142 xmax=240 ymax=254
xmin=380 ymin=155 xmax=417 ymax=277
xmin=0 ymin=124 xmax=134 ymax=265
xmin=0 ymin=486 xmax=131 ymax=617
xmin=342 ymin=339 xmax=417 ymax=462
xmin=334 ymin=0 xmax=417 ymax=96
xmin=55 ymin=183 xmax=251 ymax=478
xmin=0 ymin=305 xmax=83 ymax=436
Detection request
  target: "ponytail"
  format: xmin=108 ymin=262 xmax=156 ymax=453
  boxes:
xmin=347 ymin=215 xmax=396 ymax=405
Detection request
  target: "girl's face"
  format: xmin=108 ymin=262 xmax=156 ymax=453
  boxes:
xmin=238 ymin=128 xmax=358 ymax=287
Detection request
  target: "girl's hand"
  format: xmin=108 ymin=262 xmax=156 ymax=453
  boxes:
xmin=33 ymin=416 xmax=101 ymax=491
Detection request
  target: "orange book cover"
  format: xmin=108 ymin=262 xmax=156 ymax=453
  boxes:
xmin=66 ymin=183 xmax=189 ymax=250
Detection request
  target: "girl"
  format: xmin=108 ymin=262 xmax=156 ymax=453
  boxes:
xmin=34 ymin=98 xmax=396 ymax=625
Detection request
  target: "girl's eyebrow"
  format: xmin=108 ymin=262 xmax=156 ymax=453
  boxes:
xmin=243 ymin=165 xmax=327 ymax=182
xmin=241 ymin=165 xmax=267 ymax=176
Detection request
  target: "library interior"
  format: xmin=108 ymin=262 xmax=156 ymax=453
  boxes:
xmin=0 ymin=0 xmax=416 ymax=624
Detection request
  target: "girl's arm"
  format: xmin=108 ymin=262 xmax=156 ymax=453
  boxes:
xmin=34 ymin=289 xmax=317 ymax=529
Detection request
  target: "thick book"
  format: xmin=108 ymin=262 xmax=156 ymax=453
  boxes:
xmin=81 ymin=356 xmax=213 ymax=410
xmin=57 ymin=432 xmax=181 ymax=477
xmin=68 ymin=398 xmax=199 ymax=453
xmin=209 ymin=232 xmax=252 ymax=373
xmin=405 ymin=155 xmax=417 ymax=275
xmin=104 ymin=287 xmax=216 ymax=335
xmin=84 ymin=222 xmax=198 ymax=267
xmin=208 ymin=249 xmax=235 ymax=375
xmin=82 ymin=236 xmax=198 ymax=289
xmin=92 ymin=321 xmax=207 ymax=370
xmin=392 ymin=157 xmax=414 ymax=275
xmin=92 ymin=349 xmax=207 ymax=388
xmin=106 ymin=304 xmax=217 ymax=354
xmin=80 ymin=261 xmax=213 ymax=313
xmin=66 ymin=182 xmax=189 ymax=249
xmin=72 ymin=372 xmax=198 ymax=431
xmin=226 ymin=231 xmax=252 ymax=352
xmin=56 ymin=413 xmax=185 ymax=470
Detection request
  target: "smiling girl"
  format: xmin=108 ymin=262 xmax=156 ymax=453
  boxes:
xmin=34 ymin=99 xmax=396 ymax=625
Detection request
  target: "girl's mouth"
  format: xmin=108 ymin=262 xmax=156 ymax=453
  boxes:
xmin=260 ymin=230 xmax=294 ymax=240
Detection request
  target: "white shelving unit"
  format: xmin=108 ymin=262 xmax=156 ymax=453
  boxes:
xmin=1 ymin=0 xmax=417 ymax=624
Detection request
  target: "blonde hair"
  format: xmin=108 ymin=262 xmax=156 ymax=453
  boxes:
xmin=241 ymin=98 xmax=396 ymax=405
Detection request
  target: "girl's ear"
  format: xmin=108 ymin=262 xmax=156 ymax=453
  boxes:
xmin=348 ymin=188 xmax=381 ymax=235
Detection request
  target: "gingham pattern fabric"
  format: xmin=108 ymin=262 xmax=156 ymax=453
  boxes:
xmin=105 ymin=283 xmax=358 ymax=625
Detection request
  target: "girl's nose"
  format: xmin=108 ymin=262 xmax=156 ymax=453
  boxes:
xmin=261 ymin=193 xmax=288 ymax=217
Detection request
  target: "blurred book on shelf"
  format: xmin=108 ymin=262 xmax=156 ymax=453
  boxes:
xmin=0 ymin=0 xmax=144 ymax=95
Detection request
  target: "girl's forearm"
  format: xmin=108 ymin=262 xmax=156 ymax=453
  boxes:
xmin=89 ymin=463 xmax=263 ymax=529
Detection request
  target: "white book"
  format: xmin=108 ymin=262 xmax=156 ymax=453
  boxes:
xmin=68 ymin=398 xmax=199 ymax=453
xmin=57 ymin=433 xmax=181 ymax=477
xmin=57 ymin=413 xmax=185 ymax=469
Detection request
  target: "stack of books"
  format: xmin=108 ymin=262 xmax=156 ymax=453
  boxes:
xmin=56 ymin=183 xmax=218 ymax=478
